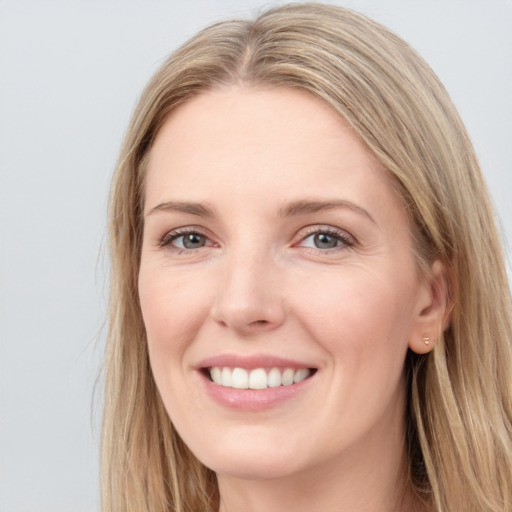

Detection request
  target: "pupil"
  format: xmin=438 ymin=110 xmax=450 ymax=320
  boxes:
xmin=314 ymin=233 xmax=337 ymax=249
xmin=183 ymin=233 xmax=205 ymax=249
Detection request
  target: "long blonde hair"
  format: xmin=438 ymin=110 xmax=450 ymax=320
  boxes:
xmin=102 ymin=4 xmax=512 ymax=511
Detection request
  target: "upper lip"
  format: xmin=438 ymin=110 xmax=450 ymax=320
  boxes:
xmin=196 ymin=353 xmax=316 ymax=370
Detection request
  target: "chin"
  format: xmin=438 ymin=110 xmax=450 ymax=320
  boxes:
xmin=205 ymin=456 xmax=298 ymax=481
xmin=187 ymin=429 xmax=306 ymax=481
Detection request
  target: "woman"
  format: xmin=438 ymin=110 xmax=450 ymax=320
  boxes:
xmin=102 ymin=3 xmax=512 ymax=511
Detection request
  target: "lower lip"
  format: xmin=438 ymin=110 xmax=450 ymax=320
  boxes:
xmin=199 ymin=371 xmax=314 ymax=411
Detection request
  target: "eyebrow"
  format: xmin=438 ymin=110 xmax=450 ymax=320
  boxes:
xmin=146 ymin=198 xmax=375 ymax=224
xmin=146 ymin=200 xmax=215 ymax=217
xmin=279 ymin=199 xmax=376 ymax=224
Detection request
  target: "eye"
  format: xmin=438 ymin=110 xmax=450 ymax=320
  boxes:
xmin=306 ymin=233 xmax=340 ymax=249
xmin=159 ymin=229 xmax=212 ymax=251
xmin=173 ymin=232 xmax=207 ymax=249
xmin=298 ymin=228 xmax=354 ymax=251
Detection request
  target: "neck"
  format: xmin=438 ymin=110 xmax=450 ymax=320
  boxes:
xmin=218 ymin=456 xmax=422 ymax=512
xmin=218 ymin=450 xmax=426 ymax=512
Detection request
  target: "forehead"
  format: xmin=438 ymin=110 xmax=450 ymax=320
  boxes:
xmin=144 ymin=86 xmax=397 ymax=218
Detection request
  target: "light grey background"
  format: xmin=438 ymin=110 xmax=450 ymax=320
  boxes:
xmin=1 ymin=1 xmax=510 ymax=511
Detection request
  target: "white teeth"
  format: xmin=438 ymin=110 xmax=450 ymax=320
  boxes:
xmin=249 ymin=368 xmax=267 ymax=389
xmin=221 ymin=367 xmax=232 ymax=387
xmin=294 ymin=368 xmax=310 ymax=383
xmin=281 ymin=368 xmax=295 ymax=386
xmin=211 ymin=366 xmax=222 ymax=385
xmin=209 ymin=366 xmax=312 ymax=389
xmin=267 ymin=367 xmax=282 ymax=388
xmin=231 ymin=368 xmax=249 ymax=389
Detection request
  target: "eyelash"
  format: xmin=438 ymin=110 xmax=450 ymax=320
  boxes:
xmin=159 ymin=227 xmax=212 ymax=253
xmin=297 ymin=225 xmax=355 ymax=253
xmin=158 ymin=226 xmax=355 ymax=254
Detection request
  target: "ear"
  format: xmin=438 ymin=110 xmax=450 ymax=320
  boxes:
xmin=408 ymin=260 xmax=452 ymax=354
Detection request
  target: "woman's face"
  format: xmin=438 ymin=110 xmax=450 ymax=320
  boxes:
xmin=139 ymin=87 xmax=435 ymax=481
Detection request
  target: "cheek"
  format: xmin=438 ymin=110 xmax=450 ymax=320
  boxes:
xmin=138 ymin=265 xmax=214 ymax=428
xmin=291 ymin=264 xmax=416 ymax=366
xmin=289 ymin=267 xmax=416 ymax=438
xmin=138 ymin=264 xmax=214 ymax=361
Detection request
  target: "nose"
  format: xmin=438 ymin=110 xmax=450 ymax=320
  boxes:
xmin=210 ymin=251 xmax=286 ymax=336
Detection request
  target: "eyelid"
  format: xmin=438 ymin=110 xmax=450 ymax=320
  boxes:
xmin=295 ymin=225 xmax=356 ymax=249
xmin=158 ymin=226 xmax=214 ymax=249
xmin=155 ymin=224 xmax=356 ymax=253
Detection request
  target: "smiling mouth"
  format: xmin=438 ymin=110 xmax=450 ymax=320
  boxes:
xmin=205 ymin=367 xmax=317 ymax=390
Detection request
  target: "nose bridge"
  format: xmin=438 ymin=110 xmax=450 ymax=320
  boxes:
xmin=211 ymin=235 xmax=285 ymax=333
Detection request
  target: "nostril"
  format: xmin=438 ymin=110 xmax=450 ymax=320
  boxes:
xmin=246 ymin=319 xmax=274 ymax=329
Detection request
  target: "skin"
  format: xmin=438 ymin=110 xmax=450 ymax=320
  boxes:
xmin=138 ymin=87 xmax=443 ymax=512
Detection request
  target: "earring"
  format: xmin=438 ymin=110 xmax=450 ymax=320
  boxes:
xmin=423 ymin=336 xmax=430 ymax=346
